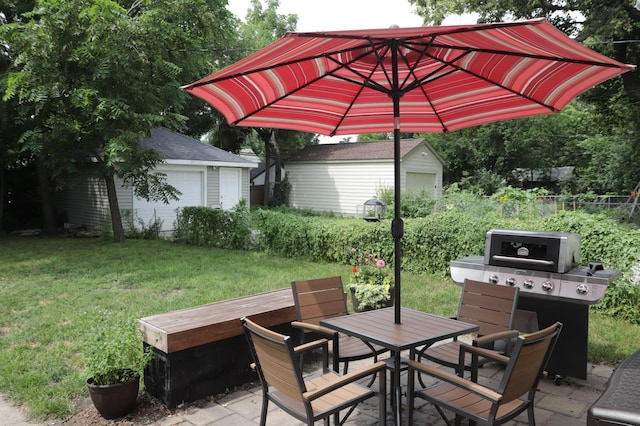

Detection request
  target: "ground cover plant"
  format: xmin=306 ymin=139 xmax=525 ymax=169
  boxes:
xmin=1 ymin=235 xmax=639 ymax=422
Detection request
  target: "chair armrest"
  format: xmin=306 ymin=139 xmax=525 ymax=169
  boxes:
xmin=303 ymin=361 xmax=387 ymax=401
xmin=474 ymin=330 xmax=519 ymax=347
xmin=460 ymin=342 xmax=510 ymax=365
xmin=408 ymin=360 xmax=502 ymax=402
xmin=291 ymin=321 xmax=338 ymax=339
xmin=293 ymin=338 xmax=329 ymax=355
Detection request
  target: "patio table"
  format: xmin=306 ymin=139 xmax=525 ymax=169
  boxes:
xmin=320 ymin=307 xmax=478 ymax=425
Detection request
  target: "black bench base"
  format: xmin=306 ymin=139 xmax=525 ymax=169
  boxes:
xmin=144 ymin=322 xmax=294 ymax=408
xmin=588 ymin=349 xmax=640 ymax=426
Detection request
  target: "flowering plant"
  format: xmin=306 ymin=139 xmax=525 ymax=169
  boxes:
xmin=348 ymin=252 xmax=394 ymax=310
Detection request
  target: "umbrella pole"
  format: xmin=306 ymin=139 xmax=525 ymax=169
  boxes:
xmin=392 ymin=122 xmax=403 ymax=325
xmin=391 ymin=43 xmax=403 ymax=324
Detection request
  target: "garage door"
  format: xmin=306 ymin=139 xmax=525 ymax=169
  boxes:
xmin=133 ymin=169 xmax=204 ymax=232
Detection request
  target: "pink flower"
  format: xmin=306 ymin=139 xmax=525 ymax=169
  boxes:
xmin=376 ymin=260 xmax=385 ymax=268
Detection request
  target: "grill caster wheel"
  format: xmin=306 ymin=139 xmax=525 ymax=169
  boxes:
xmin=553 ymin=374 xmax=563 ymax=386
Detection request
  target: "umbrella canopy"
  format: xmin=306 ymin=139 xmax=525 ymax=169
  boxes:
xmin=182 ymin=18 xmax=634 ymax=323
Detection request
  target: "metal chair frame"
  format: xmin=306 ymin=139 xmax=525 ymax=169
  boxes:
xmin=242 ymin=317 xmax=387 ymax=426
xmin=408 ymin=322 xmax=563 ymax=426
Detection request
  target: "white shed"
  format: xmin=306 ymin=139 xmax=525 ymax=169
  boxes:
xmin=62 ymin=127 xmax=257 ymax=233
xmin=285 ymin=139 xmax=444 ymax=216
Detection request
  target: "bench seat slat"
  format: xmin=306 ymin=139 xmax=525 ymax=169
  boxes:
xmin=139 ymin=288 xmax=295 ymax=353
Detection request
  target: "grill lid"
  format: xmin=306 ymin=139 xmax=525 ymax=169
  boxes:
xmin=484 ymin=229 xmax=580 ymax=273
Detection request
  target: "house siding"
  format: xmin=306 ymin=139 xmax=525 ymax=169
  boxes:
xmin=63 ymin=173 xmax=111 ymax=229
xmin=286 ymin=140 xmax=443 ymax=217
xmin=242 ymin=168 xmax=250 ymax=207
xmin=287 ymin=161 xmax=395 ymax=216
xmin=207 ymin=166 xmax=219 ymax=208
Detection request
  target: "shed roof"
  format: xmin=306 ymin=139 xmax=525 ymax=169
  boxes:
xmin=142 ymin=127 xmax=256 ymax=167
xmin=287 ymin=139 xmax=444 ymax=164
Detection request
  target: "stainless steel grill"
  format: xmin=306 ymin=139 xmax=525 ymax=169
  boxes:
xmin=449 ymin=229 xmax=621 ymax=381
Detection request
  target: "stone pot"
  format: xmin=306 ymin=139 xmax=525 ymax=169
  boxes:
xmin=87 ymin=374 xmax=139 ymax=419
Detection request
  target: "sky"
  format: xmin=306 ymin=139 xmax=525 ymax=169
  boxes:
xmin=225 ymin=0 xmax=475 ymax=143
xmin=227 ymin=0 xmax=425 ymax=32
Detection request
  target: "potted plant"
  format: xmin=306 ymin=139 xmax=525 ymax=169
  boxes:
xmin=348 ymin=252 xmax=394 ymax=311
xmin=82 ymin=312 xmax=152 ymax=419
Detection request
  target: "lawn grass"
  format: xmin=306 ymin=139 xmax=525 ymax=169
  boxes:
xmin=1 ymin=236 xmax=638 ymax=420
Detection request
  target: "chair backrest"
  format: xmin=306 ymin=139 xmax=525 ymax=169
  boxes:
xmin=242 ymin=317 xmax=305 ymax=403
xmin=499 ymin=322 xmax=563 ymax=402
xmin=457 ymin=279 xmax=520 ymax=337
xmin=291 ymin=276 xmax=349 ymax=326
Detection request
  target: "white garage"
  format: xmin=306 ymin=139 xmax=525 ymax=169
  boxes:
xmin=63 ymin=128 xmax=257 ymax=233
xmin=133 ymin=166 xmax=205 ymax=230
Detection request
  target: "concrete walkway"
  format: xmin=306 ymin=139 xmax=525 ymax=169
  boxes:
xmin=1 ymin=357 xmax=612 ymax=425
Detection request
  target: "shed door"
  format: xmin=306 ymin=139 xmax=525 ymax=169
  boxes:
xmin=406 ymin=172 xmax=436 ymax=196
xmin=220 ymin=167 xmax=241 ymax=210
xmin=134 ymin=169 xmax=204 ymax=231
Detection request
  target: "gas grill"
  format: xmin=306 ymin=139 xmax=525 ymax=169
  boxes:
xmin=450 ymin=229 xmax=621 ymax=381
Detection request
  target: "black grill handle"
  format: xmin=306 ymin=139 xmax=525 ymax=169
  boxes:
xmin=491 ymin=255 xmax=555 ymax=267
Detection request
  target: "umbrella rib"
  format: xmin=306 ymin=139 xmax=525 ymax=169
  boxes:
xmin=232 ymin=40 xmax=393 ymax=129
xmin=323 ymin=41 xmax=395 ymax=135
xmin=187 ymin=40 xmax=392 ymax=88
xmin=425 ymin=49 xmax=559 ymax=111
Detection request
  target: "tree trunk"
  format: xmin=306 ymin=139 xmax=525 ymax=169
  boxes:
xmin=36 ymin=155 xmax=57 ymax=235
xmin=104 ymin=172 xmax=125 ymax=242
xmin=263 ymin=132 xmax=271 ymax=205
xmin=271 ymin=133 xmax=283 ymax=205
xmin=0 ymin=167 xmax=4 ymax=235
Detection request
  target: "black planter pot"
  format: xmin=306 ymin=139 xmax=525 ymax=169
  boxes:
xmin=87 ymin=374 xmax=139 ymax=419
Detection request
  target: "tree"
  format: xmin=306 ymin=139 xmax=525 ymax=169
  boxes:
xmin=205 ymin=0 xmax=316 ymax=206
xmin=409 ymin=0 xmax=640 ymax=195
xmin=2 ymin=0 xmax=238 ymax=241
xmin=408 ymin=0 xmax=640 ymax=102
xmin=0 ymin=0 xmax=37 ymax=233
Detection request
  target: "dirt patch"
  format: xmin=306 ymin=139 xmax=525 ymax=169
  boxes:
xmin=54 ymin=386 xmax=253 ymax=426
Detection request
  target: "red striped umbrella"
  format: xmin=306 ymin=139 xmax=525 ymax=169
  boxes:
xmin=183 ymin=18 xmax=634 ymax=323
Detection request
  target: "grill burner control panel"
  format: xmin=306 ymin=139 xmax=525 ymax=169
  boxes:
xmin=450 ymin=255 xmax=620 ymax=305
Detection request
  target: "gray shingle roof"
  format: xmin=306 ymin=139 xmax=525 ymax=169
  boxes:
xmin=142 ymin=127 xmax=255 ymax=166
xmin=286 ymin=139 xmax=428 ymax=162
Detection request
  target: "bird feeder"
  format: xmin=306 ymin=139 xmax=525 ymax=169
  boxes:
xmin=363 ymin=197 xmax=386 ymax=222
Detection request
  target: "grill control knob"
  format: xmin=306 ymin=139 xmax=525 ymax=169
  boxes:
xmin=505 ymin=276 xmax=517 ymax=286
xmin=489 ymin=274 xmax=499 ymax=284
xmin=523 ymin=279 xmax=534 ymax=289
xmin=542 ymin=281 xmax=554 ymax=292
xmin=576 ymin=284 xmax=589 ymax=295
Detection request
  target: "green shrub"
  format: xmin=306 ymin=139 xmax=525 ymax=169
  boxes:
xmin=173 ymin=201 xmax=252 ymax=250
xmin=252 ymin=204 xmax=640 ymax=323
xmin=539 ymin=211 xmax=640 ymax=271
xmin=593 ymin=279 xmax=640 ymax=324
xmin=402 ymin=211 xmax=498 ymax=276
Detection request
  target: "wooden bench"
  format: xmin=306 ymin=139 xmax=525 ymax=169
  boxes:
xmin=138 ymin=288 xmax=296 ymax=408
xmin=587 ymin=349 xmax=640 ymax=426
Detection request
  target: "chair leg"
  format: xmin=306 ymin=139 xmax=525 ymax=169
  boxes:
xmin=433 ymin=405 xmax=452 ymax=426
xmin=379 ymin=367 xmax=387 ymax=425
xmin=454 ymin=413 xmax=462 ymax=426
xmin=407 ymin=367 xmax=415 ymax=425
xmin=259 ymin=395 xmax=269 ymax=426
xmin=528 ymin=405 xmax=536 ymax=426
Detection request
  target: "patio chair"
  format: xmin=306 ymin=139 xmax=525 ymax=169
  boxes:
xmin=290 ymin=276 xmax=387 ymax=374
xmin=417 ymin=279 xmax=520 ymax=380
xmin=242 ymin=317 xmax=387 ymax=426
xmin=407 ymin=321 xmax=563 ymax=426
